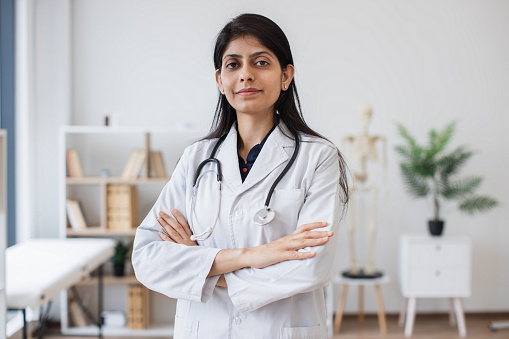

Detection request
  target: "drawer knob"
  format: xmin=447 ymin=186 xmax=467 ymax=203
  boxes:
xmin=436 ymin=245 xmax=441 ymax=251
xmin=435 ymin=270 xmax=441 ymax=277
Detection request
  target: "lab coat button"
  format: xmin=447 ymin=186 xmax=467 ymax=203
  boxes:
xmin=233 ymin=317 xmax=242 ymax=325
xmin=234 ymin=210 xmax=244 ymax=217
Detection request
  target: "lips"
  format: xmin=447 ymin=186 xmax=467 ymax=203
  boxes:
xmin=236 ymin=88 xmax=261 ymax=96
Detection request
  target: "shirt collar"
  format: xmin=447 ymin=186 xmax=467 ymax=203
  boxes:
xmin=237 ymin=123 xmax=277 ymax=165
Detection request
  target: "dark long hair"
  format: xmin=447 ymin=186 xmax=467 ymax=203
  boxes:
xmin=205 ymin=13 xmax=349 ymax=205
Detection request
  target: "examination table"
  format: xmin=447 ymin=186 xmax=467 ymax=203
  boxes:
xmin=6 ymin=238 xmax=115 ymax=339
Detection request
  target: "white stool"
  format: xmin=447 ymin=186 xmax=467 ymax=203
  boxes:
xmin=333 ymin=275 xmax=390 ymax=335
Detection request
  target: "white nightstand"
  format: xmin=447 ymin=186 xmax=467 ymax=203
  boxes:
xmin=399 ymin=235 xmax=471 ymax=337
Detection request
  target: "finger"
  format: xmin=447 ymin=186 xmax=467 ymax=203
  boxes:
xmin=291 ymin=236 xmax=330 ymax=250
xmin=295 ymin=221 xmax=328 ymax=233
xmin=157 ymin=214 xmax=177 ymax=237
xmin=158 ymin=211 xmax=185 ymax=240
xmin=157 ymin=215 xmax=181 ymax=241
xmin=302 ymin=230 xmax=334 ymax=239
xmin=158 ymin=231 xmax=174 ymax=242
xmin=284 ymin=251 xmax=316 ymax=261
xmin=171 ymin=208 xmax=193 ymax=237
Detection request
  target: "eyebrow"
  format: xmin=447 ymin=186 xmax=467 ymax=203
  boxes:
xmin=222 ymin=50 xmax=273 ymax=61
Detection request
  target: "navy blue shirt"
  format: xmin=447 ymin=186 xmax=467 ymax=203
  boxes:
xmin=237 ymin=124 xmax=277 ymax=182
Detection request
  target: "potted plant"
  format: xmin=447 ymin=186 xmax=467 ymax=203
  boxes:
xmin=394 ymin=121 xmax=498 ymax=236
xmin=112 ymin=241 xmax=131 ymax=277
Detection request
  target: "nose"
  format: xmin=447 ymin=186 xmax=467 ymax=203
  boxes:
xmin=239 ymin=64 xmax=254 ymax=82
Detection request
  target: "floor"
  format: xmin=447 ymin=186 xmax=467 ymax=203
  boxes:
xmin=10 ymin=313 xmax=509 ymax=339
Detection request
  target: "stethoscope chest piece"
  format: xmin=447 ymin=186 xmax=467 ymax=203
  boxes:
xmin=253 ymin=207 xmax=275 ymax=225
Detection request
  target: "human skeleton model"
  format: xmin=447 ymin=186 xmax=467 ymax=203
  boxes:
xmin=342 ymin=106 xmax=386 ymax=276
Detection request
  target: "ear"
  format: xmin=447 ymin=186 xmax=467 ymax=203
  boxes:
xmin=281 ymin=64 xmax=295 ymax=91
xmin=215 ymin=69 xmax=223 ymax=93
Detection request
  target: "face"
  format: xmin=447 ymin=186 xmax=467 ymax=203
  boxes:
xmin=215 ymin=35 xmax=294 ymax=118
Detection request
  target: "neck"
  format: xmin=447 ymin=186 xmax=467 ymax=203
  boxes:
xmin=236 ymin=111 xmax=275 ymax=152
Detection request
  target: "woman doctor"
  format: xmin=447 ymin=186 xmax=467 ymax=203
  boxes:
xmin=132 ymin=13 xmax=349 ymax=339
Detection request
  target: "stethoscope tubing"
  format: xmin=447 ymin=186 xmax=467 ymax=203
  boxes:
xmin=188 ymin=125 xmax=300 ymax=240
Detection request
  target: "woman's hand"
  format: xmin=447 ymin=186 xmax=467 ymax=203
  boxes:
xmin=246 ymin=221 xmax=332 ymax=269
xmin=157 ymin=208 xmax=198 ymax=246
xmin=216 ymin=275 xmax=227 ymax=287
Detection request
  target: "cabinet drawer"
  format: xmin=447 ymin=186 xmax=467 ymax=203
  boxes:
xmin=409 ymin=243 xmax=469 ymax=268
xmin=406 ymin=269 xmax=470 ymax=296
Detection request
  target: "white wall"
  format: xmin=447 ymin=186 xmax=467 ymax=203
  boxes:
xmin=32 ymin=0 xmax=509 ymax=315
xmin=16 ymin=0 xmax=72 ymax=241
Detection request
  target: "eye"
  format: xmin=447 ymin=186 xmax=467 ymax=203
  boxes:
xmin=255 ymin=60 xmax=269 ymax=67
xmin=225 ymin=62 xmax=238 ymax=69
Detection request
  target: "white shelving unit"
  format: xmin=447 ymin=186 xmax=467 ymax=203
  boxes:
xmin=59 ymin=126 xmax=199 ymax=337
xmin=0 ymin=130 xmax=7 ymax=339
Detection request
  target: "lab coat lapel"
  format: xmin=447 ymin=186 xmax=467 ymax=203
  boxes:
xmin=238 ymin=123 xmax=295 ymax=194
xmin=216 ymin=125 xmax=243 ymax=194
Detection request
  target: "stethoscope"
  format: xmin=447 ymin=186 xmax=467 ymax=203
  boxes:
xmin=188 ymin=127 xmax=300 ymax=241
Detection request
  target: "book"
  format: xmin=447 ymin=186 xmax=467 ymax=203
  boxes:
xmin=66 ymin=149 xmax=83 ymax=177
xmin=154 ymin=152 xmax=166 ymax=177
xmin=69 ymin=299 xmax=88 ymax=327
xmin=107 ymin=185 xmax=138 ymax=230
xmin=66 ymin=199 xmax=87 ymax=230
xmin=121 ymin=150 xmax=138 ymax=179
xmin=149 ymin=151 xmax=166 ymax=178
xmin=122 ymin=149 xmax=147 ymax=179
xmin=127 ymin=285 xmax=149 ymax=329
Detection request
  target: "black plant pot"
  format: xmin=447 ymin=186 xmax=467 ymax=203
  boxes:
xmin=428 ymin=220 xmax=444 ymax=236
xmin=113 ymin=262 xmax=125 ymax=277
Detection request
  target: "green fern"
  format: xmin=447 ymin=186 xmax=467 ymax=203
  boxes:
xmin=395 ymin=121 xmax=498 ymax=221
xmin=459 ymin=196 xmax=498 ymax=215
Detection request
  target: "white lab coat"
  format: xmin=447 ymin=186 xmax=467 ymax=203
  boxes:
xmin=132 ymin=121 xmax=343 ymax=339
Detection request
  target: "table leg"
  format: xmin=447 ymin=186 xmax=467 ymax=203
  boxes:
xmin=453 ymin=298 xmax=467 ymax=337
xmin=374 ymin=284 xmax=387 ymax=335
xmin=22 ymin=309 xmax=27 ymax=339
xmin=398 ymin=297 xmax=407 ymax=327
xmin=448 ymin=298 xmax=457 ymax=326
xmin=358 ymin=285 xmax=364 ymax=324
xmin=38 ymin=301 xmax=53 ymax=339
xmin=334 ymin=284 xmax=348 ymax=334
xmin=404 ymin=297 xmax=417 ymax=337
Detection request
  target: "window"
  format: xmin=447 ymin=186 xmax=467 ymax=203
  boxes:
xmin=1 ymin=0 xmax=16 ymax=246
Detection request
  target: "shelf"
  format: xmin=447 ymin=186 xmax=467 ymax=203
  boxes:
xmin=66 ymin=176 xmax=169 ymax=185
xmin=67 ymin=227 xmax=137 ymax=237
xmin=61 ymin=126 xmax=178 ymax=336
xmin=62 ymin=323 xmax=174 ymax=337
xmin=77 ymin=273 xmax=140 ymax=286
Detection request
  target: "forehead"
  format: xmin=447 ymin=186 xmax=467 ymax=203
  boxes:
xmin=223 ymin=35 xmax=273 ymax=58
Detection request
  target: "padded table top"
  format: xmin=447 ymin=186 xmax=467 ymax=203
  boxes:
xmin=6 ymin=238 xmax=115 ymax=309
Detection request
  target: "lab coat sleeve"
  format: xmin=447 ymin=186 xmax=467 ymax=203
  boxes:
xmin=132 ymin=146 xmax=221 ymax=303
xmin=224 ymin=145 xmax=343 ymax=314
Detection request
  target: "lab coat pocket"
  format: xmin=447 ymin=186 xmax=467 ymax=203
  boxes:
xmin=279 ymin=324 xmax=323 ymax=339
xmin=173 ymin=316 xmax=199 ymax=339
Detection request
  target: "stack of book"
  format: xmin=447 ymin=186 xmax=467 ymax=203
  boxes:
xmin=121 ymin=150 xmax=147 ymax=179
xmin=127 ymin=285 xmax=150 ymax=329
xmin=106 ymin=185 xmax=138 ymax=230
xmin=122 ymin=149 xmax=166 ymax=179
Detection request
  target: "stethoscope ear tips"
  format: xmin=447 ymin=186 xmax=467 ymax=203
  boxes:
xmin=190 ymin=235 xmax=197 ymax=241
